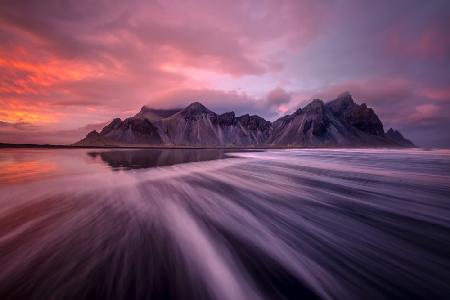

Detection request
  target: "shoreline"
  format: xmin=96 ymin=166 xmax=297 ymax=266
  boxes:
xmin=0 ymin=142 xmax=420 ymax=150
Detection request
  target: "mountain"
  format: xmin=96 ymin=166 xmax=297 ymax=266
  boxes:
xmin=75 ymin=117 xmax=162 ymax=146
xmin=74 ymin=93 xmax=415 ymax=148
xmin=134 ymin=106 xmax=181 ymax=122
xmin=74 ymin=130 xmax=113 ymax=146
xmin=155 ymin=102 xmax=272 ymax=146
xmin=385 ymin=128 xmax=415 ymax=147
xmin=270 ymin=92 xmax=398 ymax=147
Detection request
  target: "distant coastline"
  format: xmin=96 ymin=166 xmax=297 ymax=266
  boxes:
xmin=0 ymin=142 xmax=419 ymax=150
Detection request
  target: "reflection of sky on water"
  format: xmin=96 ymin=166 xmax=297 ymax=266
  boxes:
xmin=0 ymin=148 xmax=449 ymax=299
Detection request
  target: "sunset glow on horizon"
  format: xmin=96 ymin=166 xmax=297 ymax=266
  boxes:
xmin=0 ymin=0 xmax=449 ymax=146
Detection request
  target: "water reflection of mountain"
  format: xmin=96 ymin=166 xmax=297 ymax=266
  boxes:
xmin=2 ymin=149 xmax=450 ymax=299
xmin=87 ymin=149 xmax=232 ymax=170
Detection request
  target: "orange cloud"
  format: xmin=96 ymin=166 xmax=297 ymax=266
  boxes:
xmin=0 ymin=47 xmax=109 ymax=125
xmin=0 ymin=99 xmax=58 ymax=123
xmin=0 ymin=48 xmax=104 ymax=96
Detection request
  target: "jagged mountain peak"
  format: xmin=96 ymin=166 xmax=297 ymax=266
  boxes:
xmin=100 ymin=118 xmax=122 ymax=135
xmin=86 ymin=130 xmax=100 ymax=138
xmin=327 ymin=92 xmax=355 ymax=112
xmin=182 ymin=102 xmax=212 ymax=114
xmin=212 ymin=111 xmax=238 ymax=127
xmin=178 ymin=102 xmax=215 ymax=122
xmin=387 ymin=128 xmax=399 ymax=135
xmin=138 ymin=105 xmax=180 ymax=113
xmin=294 ymin=107 xmax=303 ymax=114
xmin=218 ymin=111 xmax=236 ymax=123
xmin=219 ymin=111 xmax=236 ymax=118
xmin=139 ymin=105 xmax=151 ymax=112
xmin=135 ymin=106 xmax=181 ymax=121
xmin=304 ymin=99 xmax=325 ymax=112
xmin=75 ymin=92 xmax=415 ymax=148
xmin=337 ymin=91 xmax=353 ymax=99
xmin=385 ymin=127 xmax=415 ymax=147
xmin=238 ymin=114 xmax=272 ymax=131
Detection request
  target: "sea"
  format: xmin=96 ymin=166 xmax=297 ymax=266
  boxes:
xmin=1 ymin=148 xmax=449 ymax=299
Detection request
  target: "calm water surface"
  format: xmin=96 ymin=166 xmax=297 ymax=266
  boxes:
xmin=0 ymin=148 xmax=450 ymax=299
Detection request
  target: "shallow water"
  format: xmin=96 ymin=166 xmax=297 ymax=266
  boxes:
xmin=0 ymin=148 xmax=450 ymax=299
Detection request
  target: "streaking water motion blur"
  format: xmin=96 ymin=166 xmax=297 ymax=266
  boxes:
xmin=1 ymin=148 xmax=450 ymax=299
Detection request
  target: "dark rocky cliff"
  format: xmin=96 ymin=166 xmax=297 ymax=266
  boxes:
xmin=75 ymin=93 xmax=415 ymax=148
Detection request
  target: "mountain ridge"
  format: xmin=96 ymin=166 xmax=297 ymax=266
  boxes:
xmin=75 ymin=93 xmax=415 ymax=148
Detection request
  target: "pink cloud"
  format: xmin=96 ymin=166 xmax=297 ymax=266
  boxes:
xmin=0 ymin=0 xmax=329 ymax=139
xmin=265 ymin=87 xmax=292 ymax=107
xmin=385 ymin=25 xmax=450 ymax=61
xmin=406 ymin=104 xmax=440 ymax=122
xmin=420 ymin=87 xmax=450 ymax=101
xmin=0 ymin=0 xmax=449 ymax=146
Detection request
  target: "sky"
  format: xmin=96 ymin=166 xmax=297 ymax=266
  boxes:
xmin=0 ymin=0 xmax=449 ymax=147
